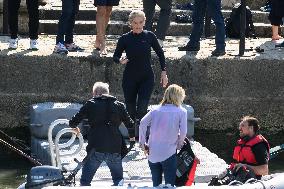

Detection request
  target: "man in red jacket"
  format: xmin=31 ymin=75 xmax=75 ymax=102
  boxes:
xmin=231 ymin=116 xmax=270 ymax=179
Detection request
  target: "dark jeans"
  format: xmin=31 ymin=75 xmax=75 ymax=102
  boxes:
xmin=56 ymin=0 xmax=80 ymax=44
xmin=188 ymin=0 xmax=225 ymax=51
xmin=8 ymin=0 xmax=39 ymax=39
xmin=143 ymin=0 xmax=172 ymax=40
xmin=80 ymin=150 xmax=123 ymax=186
xmin=148 ymin=154 xmax=177 ymax=187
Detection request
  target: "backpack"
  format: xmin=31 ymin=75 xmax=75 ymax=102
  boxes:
xmin=225 ymin=3 xmax=256 ymax=38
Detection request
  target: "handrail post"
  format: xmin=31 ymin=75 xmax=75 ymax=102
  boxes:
xmin=2 ymin=0 xmax=9 ymax=34
xmin=239 ymin=0 xmax=246 ymax=56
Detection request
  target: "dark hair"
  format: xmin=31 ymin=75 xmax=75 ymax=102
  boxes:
xmin=242 ymin=116 xmax=260 ymax=133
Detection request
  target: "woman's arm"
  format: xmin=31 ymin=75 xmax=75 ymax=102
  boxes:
xmin=150 ymin=33 xmax=168 ymax=87
xmin=151 ymin=33 xmax=166 ymax=71
xmin=113 ymin=36 xmax=127 ymax=64
xmin=139 ymin=111 xmax=152 ymax=145
xmin=177 ymin=110 xmax=188 ymax=149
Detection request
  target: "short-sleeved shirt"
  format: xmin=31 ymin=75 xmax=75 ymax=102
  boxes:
xmin=251 ymin=142 xmax=269 ymax=165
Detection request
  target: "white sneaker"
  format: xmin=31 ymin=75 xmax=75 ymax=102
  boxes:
xmin=30 ymin=39 xmax=39 ymax=50
xmin=9 ymin=38 xmax=18 ymax=49
xmin=158 ymin=39 xmax=164 ymax=48
xmin=54 ymin=42 xmax=68 ymax=54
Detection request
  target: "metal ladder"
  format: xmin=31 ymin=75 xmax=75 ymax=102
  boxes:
xmin=47 ymin=119 xmax=84 ymax=170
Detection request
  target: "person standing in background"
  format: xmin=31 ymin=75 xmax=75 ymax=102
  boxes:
xmin=143 ymin=0 xmax=172 ymax=48
xmin=94 ymin=0 xmax=120 ymax=55
xmin=178 ymin=0 xmax=226 ymax=56
xmin=269 ymin=0 xmax=284 ymax=41
xmin=54 ymin=0 xmax=84 ymax=54
xmin=8 ymin=0 xmax=39 ymax=50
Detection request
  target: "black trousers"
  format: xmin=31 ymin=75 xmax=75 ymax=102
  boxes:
xmin=122 ymin=73 xmax=154 ymax=123
xmin=8 ymin=0 xmax=39 ymax=39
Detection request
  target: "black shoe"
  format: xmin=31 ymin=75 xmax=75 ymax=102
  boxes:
xmin=275 ymin=42 xmax=284 ymax=48
xmin=38 ymin=0 xmax=47 ymax=6
xmin=178 ymin=45 xmax=200 ymax=51
xmin=211 ymin=49 xmax=226 ymax=56
xmin=175 ymin=14 xmax=192 ymax=23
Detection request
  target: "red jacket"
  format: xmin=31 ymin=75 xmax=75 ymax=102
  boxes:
xmin=232 ymin=135 xmax=270 ymax=165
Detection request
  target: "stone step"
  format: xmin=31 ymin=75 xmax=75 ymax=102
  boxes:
xmin=39 ymin=8 xmax=271 ymax=24
xmin=39 ymin=20 xmax=273 ymax=37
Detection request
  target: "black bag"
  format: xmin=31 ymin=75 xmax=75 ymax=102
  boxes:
xmin=225 ymin=3 xmax=256 ymax=38
xmin=175 ymin=138 xmax=195 ymax=186
xmin=208 ymin=166 xmax=257 ymax=186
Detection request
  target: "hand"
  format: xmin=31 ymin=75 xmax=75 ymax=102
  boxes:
xmin=72 ymin=127 xmax=80 ymax=135
xmin=140 ymin=144 xmax=149 ymax=156
xmin=129 ymin=137 xmax=136 ymax=142
xmin=129 ymin=137 xmax=136 ymax=147
xmin=119 ymin=56 xmax=129 ymax=64
xmin=144 ymin=144 xmax=149 ymax=155
xmin=233 ymin=163 xmax=246 ymax=172
xmin=160 ymin=71 xmax=168 ymax=88
xmin=195 ymin=157 xmax=200 ymax=164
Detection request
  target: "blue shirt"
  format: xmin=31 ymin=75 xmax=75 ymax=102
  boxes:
xmin=139 ymin=104 xmax=187 ymax=163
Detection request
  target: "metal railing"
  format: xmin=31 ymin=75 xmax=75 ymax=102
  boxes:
xmin=48 ymin=119 xmax=84 ymax=169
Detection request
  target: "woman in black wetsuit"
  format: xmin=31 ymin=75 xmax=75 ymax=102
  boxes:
xmin=113 ymin=10 xmax=168 ymax=134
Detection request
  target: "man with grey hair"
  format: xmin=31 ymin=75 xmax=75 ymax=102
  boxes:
xmin=69 ymin=82 xmax=135 ymax=186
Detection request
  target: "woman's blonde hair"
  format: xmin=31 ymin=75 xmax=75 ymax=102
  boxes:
xmin=128 ymin=10 xmax=146 ymax=24
xmin=160 ymin=84 xmax=186 ymax=106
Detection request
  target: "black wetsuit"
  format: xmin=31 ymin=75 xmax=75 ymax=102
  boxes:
xmin=113 ymin=30 xmax=166 ymax=122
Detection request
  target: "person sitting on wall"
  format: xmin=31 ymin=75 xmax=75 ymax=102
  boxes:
xmin=69 ymin=82 xmax=136 ymax=186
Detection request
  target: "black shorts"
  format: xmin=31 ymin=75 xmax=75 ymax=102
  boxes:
xmin=94 ymin=0 xmax=120 ymax=6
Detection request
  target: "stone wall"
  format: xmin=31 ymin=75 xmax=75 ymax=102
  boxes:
xmin=1 ymin=53 xmax=283 ymax=161
xmin=0 ymin=54 xmax=283 ymax=133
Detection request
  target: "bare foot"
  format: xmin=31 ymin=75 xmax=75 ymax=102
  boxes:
xmin=272 ymin=35 xmax=283 ymax=41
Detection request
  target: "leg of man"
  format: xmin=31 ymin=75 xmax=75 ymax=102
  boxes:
xmin=26 ymin=0 xmax=39 ymax=40
xmin=106 ymin=153 xmax=123 ymax=186
xmin=187 ymin=0 xmax=207 ymax=48
xmin=8 ymin=0 xmax=21 ymax=39
xmin=148 ymin=161 xmax=163 ymax=186
xmin=80 ymin=151 xmax=104 ymax=186
xmin=207 ymin=0 xmax=225 ymax=51
xmin=56 ymin=0 xmax=74 ymax=44
xmin=155 ymin=0 xmax=172 ymax=41
xmin=65 ymin=0 xmax=80 ymax=44
xmin=143 ymin=0 xmax=156 ymax=31
xmin=161 ymin=154 xmax=177 ymax=186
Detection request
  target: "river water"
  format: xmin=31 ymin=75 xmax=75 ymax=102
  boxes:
xmin=0 ymin=151 xmax=284 ymax=189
